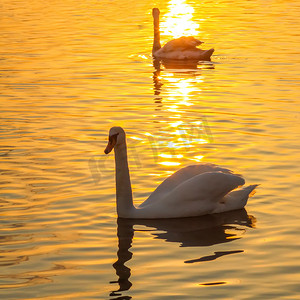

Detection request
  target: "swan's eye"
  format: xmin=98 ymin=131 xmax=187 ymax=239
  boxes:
xmin=109 ymin=133 xmax=119 ymax=144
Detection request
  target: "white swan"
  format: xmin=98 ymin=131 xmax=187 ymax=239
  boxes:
xmin=104 ymin=127 xmax=257 ymax=219
xmin=152 ymin=8 xmax=214 ymax=61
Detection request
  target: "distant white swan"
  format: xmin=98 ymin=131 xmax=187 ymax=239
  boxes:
xmin=104 ymin=127 xmax=257 ymax=219
xmin=152 ymin=8 xmax=214 ymax=61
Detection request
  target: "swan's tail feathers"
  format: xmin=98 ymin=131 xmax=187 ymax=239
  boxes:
xmin=199 ymin=48 xmax=214 ymax=61
xmin=214 ymin=184 xmax=259 ymax=213
xmin=247 ymin=184 xmax=259 ymax=197
xmin=237 ymin=184 xmax=258 ymax=202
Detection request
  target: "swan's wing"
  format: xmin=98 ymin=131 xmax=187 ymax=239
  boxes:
xmin=140 ymin=164 xmax=237 ymax=207
xmin=166 ymin=171 xmax=245 ymax=204
xmin=139 ymin=172 xmax=245 ymax=217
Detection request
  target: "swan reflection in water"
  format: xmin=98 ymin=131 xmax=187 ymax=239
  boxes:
xmin=109 ymin=209 xmax=256 ymax=298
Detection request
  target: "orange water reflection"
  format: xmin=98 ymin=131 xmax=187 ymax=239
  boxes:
xmin=1 ymin=0 xmax=300 ymax=298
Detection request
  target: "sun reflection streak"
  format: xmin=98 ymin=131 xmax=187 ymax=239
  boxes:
xmin=162 ymin=74 xmax=203 ymax=112
xmin=161 ymin=0 xmax=200 ymax=38
xmin=150 ymin=0 xmax=212 ymax=168
xmin=146 ymin=116 xmax=211 ymax=167
xmin=150 ymin=65 xmax=211 ymax=166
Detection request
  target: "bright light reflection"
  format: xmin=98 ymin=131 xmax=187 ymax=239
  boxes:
xmin=129 ymin=136 xmax=143 ymax=140
xmin=170 ymin=121 xmax=184 ymax=127
xmin=159 ymin=162 xmax=181 ymax=166
xmin=194 ymin=155 xmax=204 ymax=161
xmin=161 ymin=0 xmax=200 ymax=38
xmin=159 ymin=154 xmax=183 ymax=158
xmin=164 ymin=78 xmax=199 ymax=111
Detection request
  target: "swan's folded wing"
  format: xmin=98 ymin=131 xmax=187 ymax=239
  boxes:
xmin=141 ymin=164 xmax=237 ymax=207
xmin=163 ymin=171 xmax=245 ymax=204
xmin=162 ymin=38 xmax=197 ymax=52
xmin=138 ymin=172 xmax=245 ymax=218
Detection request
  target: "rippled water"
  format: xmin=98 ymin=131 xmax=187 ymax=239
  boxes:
xmin=1 ymin=0 xmax=299 ymax=299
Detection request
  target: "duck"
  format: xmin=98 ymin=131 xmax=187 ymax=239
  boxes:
xmin=152 ymin=8 xmax=214 ymax=61
xmin=104 ymin=127 xmax=258 ymax=219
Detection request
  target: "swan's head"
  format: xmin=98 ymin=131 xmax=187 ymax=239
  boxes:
xmin=152 ymin=8 xmax=160 ymax=18
xmin=104 ymin=127 xmax=126 ymax=154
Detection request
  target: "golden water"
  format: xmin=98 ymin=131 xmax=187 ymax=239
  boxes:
xmin=1 ymin=0 xmax=299 ymax=299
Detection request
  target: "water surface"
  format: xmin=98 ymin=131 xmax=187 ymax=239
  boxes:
xmin=1 ymin=0 xmax=300 ymax=299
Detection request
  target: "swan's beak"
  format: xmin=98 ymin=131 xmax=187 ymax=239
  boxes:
xmin=104 ymin=143 xmax=114 ymax=154
xmin=104 ymin=133 xmax=118 ymax=154
xmin=104 ymin=140 xmax=116 ymax=154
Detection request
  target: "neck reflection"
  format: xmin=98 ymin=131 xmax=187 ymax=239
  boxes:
xmin=109 ymin=209 xmax=256 ymax=298
xmin=109 ymin=220 xmax=133 ymax=299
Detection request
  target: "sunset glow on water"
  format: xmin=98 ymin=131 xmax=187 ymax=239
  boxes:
xmin=0 ymin=0 xmax=299 ymax=299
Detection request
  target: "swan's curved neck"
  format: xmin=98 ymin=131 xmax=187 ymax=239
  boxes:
xmin=152 ymin=10 xmax=161 ymax=55
xmin=114 ymin=142 xmax=135 ymax=217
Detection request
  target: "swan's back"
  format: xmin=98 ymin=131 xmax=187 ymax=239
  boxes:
xmin=162 ymin=36 xmax=202 ymax=52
